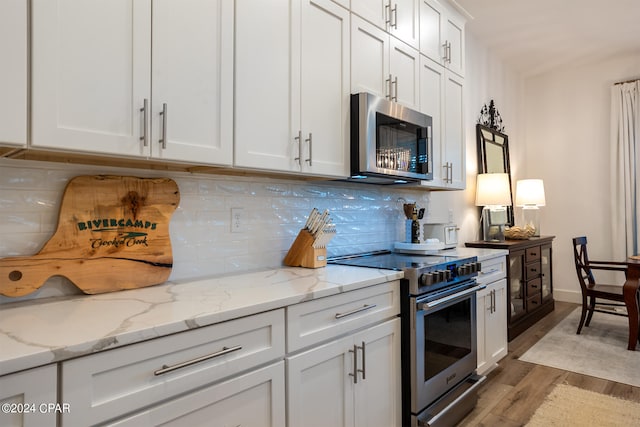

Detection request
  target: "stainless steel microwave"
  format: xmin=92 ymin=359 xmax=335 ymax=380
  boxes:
xmin=350 ymin=92 xmax=433 ymax=184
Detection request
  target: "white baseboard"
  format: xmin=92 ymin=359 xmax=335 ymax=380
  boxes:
xmin=553 ymin=289 xmax=582 ymax=304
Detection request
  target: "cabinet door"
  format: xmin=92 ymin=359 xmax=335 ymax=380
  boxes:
xmin=109 ymin=362 xmax=285 ymax=427
xmin=419 ymin=0 xmax=444 ymax=64
xmin=442 ymin=10 xmax=465 ymax=77
xmin=443 ymin=71 xmax=465 ymax=189
xmin=0 ymin=0 xmax=27 ymax=147
xmin=287 ymin=335 xmax=355 ymax=427
xmin=541 ymin=244 xmax=553 ymax=301
xmin=351 ymin=0 xmax=388 ymax=30
xmin=391 ymin=0 xmax=420 ymax=49
xmin=476 ymin=285 xmax=489 ymax=373
xmin=0 ymin=365 xmax=57 ymax=427
xmin=389 ymin=37 xmax=420 ymax=109
xmin=354 ymin=318 xmax=402 ymax=427
xmin=298 ymin=0 xmax=350 ymax=177
xmin=351 ymin=15 xmax=390 ymax=99
xmin=32 ymin=0 xmax=151 ymax=156
xmin=151 ymin=0 xmax=232 ymax=165
xmin=234 ymin=0 xmax=296 ymax=172
xmin=485 ymin=280 xmax=508 ymax=364
xmin=419 ymin=55 xmax=445 ymax=184
xmin=509 ymin=251 xmax=526 ymax=321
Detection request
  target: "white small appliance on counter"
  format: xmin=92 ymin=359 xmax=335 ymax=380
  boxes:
xmin=423 ymin=223 xmax=459 ymax=249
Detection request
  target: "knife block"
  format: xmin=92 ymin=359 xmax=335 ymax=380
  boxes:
xmin=283 ymin=229 xmax=327 ymax=268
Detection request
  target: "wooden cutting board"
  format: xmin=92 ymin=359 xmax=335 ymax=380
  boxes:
xmin=0 ymin=175 xmax=180 ymax=297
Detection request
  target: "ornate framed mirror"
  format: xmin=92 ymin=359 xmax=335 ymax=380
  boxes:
xmin=476 ymin=123 xmax=514 ymax=226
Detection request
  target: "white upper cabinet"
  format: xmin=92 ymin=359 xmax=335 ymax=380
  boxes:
xmin=351 ymin=15 xmax=419 ymax=110
xmin=419 ymin=55 xmax=465 ymax=189
xmin=419 ymin=0 xmax=465 ymax=77
xmin=235 ymin=0 xmax=350 ymax=178
xmin=0 ymin=0 xmax=27 ymax=147
xmin=352 ymin=0 xmax=419 ymax=49
xmin=31 ymin=0 xmax=233 ymax=165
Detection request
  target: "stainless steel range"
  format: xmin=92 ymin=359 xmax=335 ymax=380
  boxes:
xmin=329 ymin=250 xmax=486 ymax=427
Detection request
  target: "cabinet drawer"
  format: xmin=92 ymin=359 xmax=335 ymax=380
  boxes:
xmin=526 ymin=262 xmax=541 ymax=280
xmin=527 ymin=294 xmax=542 ymax=310
xmin=527 ymin=278 xmax=542 ymax=296
xmin=287 ymin=281 xmax=400 ymax=352
xmin=108 ymin=361 xmax=285 ymax=427
xmin=62 ymin=309 xmax=285 ymax=427
xmin=525 ymin=246 xmax=541 ymax=262
xmin=476 ymin=255 xmax=507 ymax=285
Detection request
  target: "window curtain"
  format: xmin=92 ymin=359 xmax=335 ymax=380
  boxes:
xmin=611 ymin=80 xmax=640 ymax=259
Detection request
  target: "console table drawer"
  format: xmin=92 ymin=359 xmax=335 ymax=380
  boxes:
xmin=527 ymin=278 xmax=542 ymax=296
xmin=526 ymin=247 xmax=541 ymax=262
xmin=526 ymin=262 xmax=542 ymax=280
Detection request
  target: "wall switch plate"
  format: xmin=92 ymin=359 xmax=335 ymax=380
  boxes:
xmin=231 ymin=208 xmax=244 ymax=233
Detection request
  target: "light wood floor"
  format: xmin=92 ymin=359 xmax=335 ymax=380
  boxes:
xmin=458 ymin=301 xmax=640 ymax=426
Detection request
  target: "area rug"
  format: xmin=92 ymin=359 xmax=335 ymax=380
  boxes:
xmin=519 ymin=307 xmax=640 ymax=387
xmin=526 ymin=383 xmax=640 ymax=426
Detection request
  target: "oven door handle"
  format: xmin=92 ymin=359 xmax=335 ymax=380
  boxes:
xmin=417 ymin=284 xmax=486 ymax=311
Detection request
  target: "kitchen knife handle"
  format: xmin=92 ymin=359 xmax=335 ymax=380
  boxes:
xmin=294 ymin=130 xmax=302 ymax=165
xmin=335 ymin=304 xmax=377 ymax=319
xmin=153 ymin=345 xmax=242 ymax=376
xmin=139 ymin=98 xmax=149 ymax=146
xmin=305 ymin=133 xmax=312 ymax=166
xmin=159 ymin=103 xmax=168 ymax=149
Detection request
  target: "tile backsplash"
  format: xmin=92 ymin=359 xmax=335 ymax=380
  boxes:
xmin=0 ymin=158 xmax=430 ymax=304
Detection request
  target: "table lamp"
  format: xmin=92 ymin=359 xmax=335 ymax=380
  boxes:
xmin=475 ymin=173 xmax=512 ymax=241
xmin=515 ymin=179 xmax=546 ymax=236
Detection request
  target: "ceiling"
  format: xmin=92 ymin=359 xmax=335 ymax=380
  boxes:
xmin=454 ymin=0 xmax=640 ymax=77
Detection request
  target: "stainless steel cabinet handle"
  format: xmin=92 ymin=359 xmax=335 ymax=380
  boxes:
xmin=349 ymin=344 xmax=358 ymax=383
xmin=305 ymin=133 xmax=312 ymax=166
xmin=358 ymin=341 xmax=366 ymax=380
xmin=139 ymin=98 xmax=148 ymax=147
xmin=385 ymin=2 xmax=391 ymax=27
xmin=154 ymin=345 xmax=242 ymax=376
xmin=391 ymin=4 xmax=398 ymax=29
xmin=335 ymin=304 xmax=377 ymax=319
xmin=392 ymin=76 xmax=398 ymax=101
xmin=294 ymin=130 xmax=303 ymax=165
xmin=442 ymin=42 xmax=449 ymax=62
xmin=448 ymin=42 xmax=452 ymax=63
xmin=159 ymin=102 xmax=168 ymax=149
xmin=386 ymin=74 xmax=393 ymax=99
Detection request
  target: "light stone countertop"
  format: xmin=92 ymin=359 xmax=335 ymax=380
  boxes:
xmin=0 ymin=265 xmax=403 ymax=376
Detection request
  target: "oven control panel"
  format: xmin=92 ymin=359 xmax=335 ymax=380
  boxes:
xmin=419 ymin=261 xmax=481 ymax=286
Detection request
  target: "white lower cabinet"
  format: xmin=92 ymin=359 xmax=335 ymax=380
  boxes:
xmin=108 ymin=361 xmax=285 ymax=427
xmin=288 ymin=318 xmax=401 ymax=427
xmin=476 ymin=254 xmax=508 ymax=375
xmin=0 ymin=365 xmax=57 ymax=427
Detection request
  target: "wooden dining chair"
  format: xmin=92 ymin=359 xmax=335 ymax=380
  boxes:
xmin=572 ymin=236 xmax=628 ymax=334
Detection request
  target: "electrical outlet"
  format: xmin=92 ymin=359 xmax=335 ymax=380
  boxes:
xmin=231 ymin=208 xmax=244 ymax=233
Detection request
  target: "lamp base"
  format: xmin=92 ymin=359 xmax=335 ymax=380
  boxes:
xmin=521 ymin=206 xmax=540 ymax=237
xmin=482 ymin=207 xmax=507 ymax=242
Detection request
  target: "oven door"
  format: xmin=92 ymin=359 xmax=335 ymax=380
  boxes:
xmin=411 ymin=281 xmax=482 ymax=413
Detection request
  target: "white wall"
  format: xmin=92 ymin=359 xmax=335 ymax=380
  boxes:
xmin=522 ymin=52 xmax=640 ymax=302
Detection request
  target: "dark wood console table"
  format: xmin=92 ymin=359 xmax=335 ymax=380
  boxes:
xmin=466 ymin=236 xmax=555 ymax=341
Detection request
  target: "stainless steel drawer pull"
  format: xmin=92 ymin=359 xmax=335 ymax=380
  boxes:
xmin=154 ymin=345 xmax=242 ymax=376
xmin=335 ymin=304 xmax=377 ymax=319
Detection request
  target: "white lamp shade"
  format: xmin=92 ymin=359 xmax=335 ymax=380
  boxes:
xmin=515 ymin=179 xmax=546 ymax=207
xmin=475 ymin=173 xmax=512 ymax=206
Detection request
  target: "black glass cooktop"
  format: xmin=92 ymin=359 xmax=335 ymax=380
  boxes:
xmin=327 ymin=250 xmax=466 ymax=271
